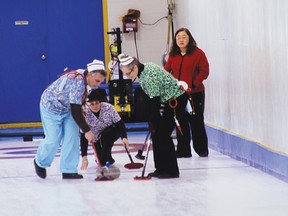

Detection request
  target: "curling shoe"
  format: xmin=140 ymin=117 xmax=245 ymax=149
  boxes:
xmin=62 ymin=173 xmax=83 ymax=179
xmin=148 ymin=170 xmax=159 ymax=178
xmin=34 ymin=159 xmax=46 ymax=179
xmin=199 ymin=153 xmax=209 ymax=157
xmin=176 ymin=153 xmax=192 ymax=158
xmin=158 ymin=173 xmax=179 ymax=179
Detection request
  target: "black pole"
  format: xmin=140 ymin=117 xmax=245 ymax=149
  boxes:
xmin=107 ymin=27 xmax=123 ymax=80
xmin=115 ymin=27 xmax=123 ymax=81
xmin=107 ymin=28 xmax=125 ymax=109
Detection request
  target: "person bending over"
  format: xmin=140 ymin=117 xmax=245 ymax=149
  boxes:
xmin=34 ymin=59 xmax=107 ymax=179
xmin=118 ymin=53 xmax=188 ymax=179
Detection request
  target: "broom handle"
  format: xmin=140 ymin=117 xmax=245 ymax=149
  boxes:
xmin=141 ymin=131 xmax=151 ymax=151
xmin=141 ymin=137 xmax=152 ymax=177
xmin=91 ymin=142 xmax=104 ymax=174
xmin=124 ymin=144 xmax=135 ymax=163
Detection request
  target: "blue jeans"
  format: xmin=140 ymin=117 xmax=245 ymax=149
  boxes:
xmin=35 ymin=104 xmax=80 ymax=173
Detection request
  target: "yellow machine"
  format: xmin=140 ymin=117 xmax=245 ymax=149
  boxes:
xmin=114 ymin=96 xmax=131 ymax=113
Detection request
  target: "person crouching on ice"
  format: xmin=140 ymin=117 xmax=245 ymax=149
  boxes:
xmin=80 ymin=89 xmax=129 ymax=170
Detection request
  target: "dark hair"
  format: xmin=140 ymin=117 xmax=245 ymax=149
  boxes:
xmin=126 ymin=57 xmax=141 ymax=71
xmin=169 ymin=28 xmax=197 ymax=56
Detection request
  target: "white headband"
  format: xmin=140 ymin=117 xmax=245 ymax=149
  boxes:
xmin=118 ymin=53 xmax=134 ymax=66
xmin=87 ymin=59 xmax=105 ymax=72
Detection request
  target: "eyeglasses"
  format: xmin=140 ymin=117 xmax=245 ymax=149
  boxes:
xmin=86 ymin=101 xmax=101 ymax=106
xmin=126 ymin=66 xmax=134 ymax=76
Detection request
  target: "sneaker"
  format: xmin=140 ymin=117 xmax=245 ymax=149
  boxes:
xmin=109 ymin=158 xmax=115 ymax=165
xmin=158 ymin=173 xmax=179 ymax=179
xmin=62 ymin=173 xmax=83 ymax=179
xmin=34 ymin=159 xmax=46 ymax=179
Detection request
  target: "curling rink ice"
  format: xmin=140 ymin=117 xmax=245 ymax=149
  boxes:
xmin=0 ymin=131 xmax=288 ymax=216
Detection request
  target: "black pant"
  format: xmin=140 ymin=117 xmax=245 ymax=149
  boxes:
xmin=176 ymin=91 xmax=208 ymax=156
xmin=80 ymin=125 xmax=121 ymax=166
xmin=94 ymin=125 xmax=121 ymax=166
xmin=151 ymin=93 xmax=189 ymax=175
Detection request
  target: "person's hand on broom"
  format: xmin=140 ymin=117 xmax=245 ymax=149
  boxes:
xmin=122 ymin=138 xmax=129 ymax=148
xmin=85 ymin=130 xmax=94 ymax=144
xmin=80 ymin=155 xmax=89 ymax=170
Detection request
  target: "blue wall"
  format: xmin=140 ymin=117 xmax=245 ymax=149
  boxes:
xmin=206 ymin=125 xmax=288 ymax=183
xmin=0 ymin=0 xmax=104 ymax=123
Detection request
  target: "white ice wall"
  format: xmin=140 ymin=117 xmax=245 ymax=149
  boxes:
xmin=107 ymin=0 xmax=288 ymax=153
xmin=173 ymin=0 xmax=288 ymax=153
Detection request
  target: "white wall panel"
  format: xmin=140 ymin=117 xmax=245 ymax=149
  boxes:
xmin=173 ymin=0 xmax=288 ymax=152
xmin=107 ymin=0 xmax=169 ymax=65
xmin=107 ymin=0 xmax=288 ymax=153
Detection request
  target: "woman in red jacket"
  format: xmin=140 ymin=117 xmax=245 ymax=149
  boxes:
xmin=164 ymin=28 xmax=209 ymax=157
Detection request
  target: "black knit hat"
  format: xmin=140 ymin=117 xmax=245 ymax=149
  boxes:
xmin=87 ymin=89 xmax=105 ymax=102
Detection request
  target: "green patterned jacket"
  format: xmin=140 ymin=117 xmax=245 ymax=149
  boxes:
xmin=139 ymin=62 xmax=184 ymax=103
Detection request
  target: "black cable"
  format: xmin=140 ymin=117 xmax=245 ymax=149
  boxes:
xmin=134 ymin=31 xmax=139 ymax=60
xmin=138 ymin=16 xmax=167 ymax=26
xmin=136 ymin=16 xmax=168 ymax=63
xmin=171 ymin=17 xmax=175 ymax=40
